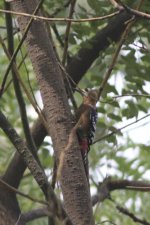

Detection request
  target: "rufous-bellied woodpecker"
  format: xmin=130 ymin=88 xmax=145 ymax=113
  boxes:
xmin=75 ymin=89 xmax=98 ymax=181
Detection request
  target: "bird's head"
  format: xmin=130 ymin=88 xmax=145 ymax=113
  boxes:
xmin=75 ymin=88 xmax=98 ymax=106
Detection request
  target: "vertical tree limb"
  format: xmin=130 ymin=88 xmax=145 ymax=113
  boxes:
xmin=11 ymin=1 xmax=95 ymax=224
xmin=0 ymin=110 xmax=71 ymax=225
xmin=4 ymin=1 xmax=40 ymax=165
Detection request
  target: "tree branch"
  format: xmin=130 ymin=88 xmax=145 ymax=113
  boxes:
xmin=0 ymin=0 xmax=44 ymax=98
xmin=0 ymin=178 xmax=47 ymax=205
xmin=21 ymin=178 xmax=150 ymax=222
xmin=50 ymin=0 xmax=72 ymax=17
xmin=3 ymin=8 xmax=133 ymax=192
xmin=0 ymin=110 xmax=72 ymax=225
xmin=4 ymin=1 xmax=40 ymax=165
xmin=66 ymin=11 xmax=131 ymax=86
xmin=21 ymin=207 xmax=50 ymax=223
xmin=116 ymin=205 xmax=150 ymax=225
xmin=0 ymin=110 xmax=49 ymax=196
xmin=62 ymin=0 xmax=76 ymax=66
xmin=11 ymin=1 xmax=95 ymax=224
xmin=97 ymin=1 xmax=142 ymax=100
xmin=3 ymin=116 xmax=47 ymax=188
xmin=113 ymin=0 xmax=150 ymax=20
xmin=94 ymin=113 xmax=150 ymax=144
xmin=0 ymin=8 xmax=120 ymax=22
xmin=92 ymin=177 xmax=150 ymax=206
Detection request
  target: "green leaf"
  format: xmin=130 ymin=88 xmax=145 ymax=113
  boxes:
xmin=107 ymin=113 xmax=122 ymax=121
xmin=122 ymin=100 xmax=138 ymax=119
xmin=107 ymin=134 xmax=116 ymax=144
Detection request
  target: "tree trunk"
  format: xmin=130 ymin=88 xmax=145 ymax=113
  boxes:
xmin=3 ymin=7 xmax=131 ymax=194
xmin=11 ymin=1 xmax=95 ymax=225
xmin=0 ymin=185 xmax=23 ymax=225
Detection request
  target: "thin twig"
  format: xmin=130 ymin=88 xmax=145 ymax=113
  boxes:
xmin=97 ymin=0 xmax=144 ymax=100
xmin=17 ymin=52 xmax=28 ymax=69
xmin=116 ymin=204 xmax=150 ymax=225
xmin=3 ymin=77 xmax=13 ymax=93
xmin=4 ymin=2 xmax=40 ymax=162
xmin=59 ymin=0 xmax=78 ymax=112
xmin=125 ymin=6 xmax=150 ymax=20
xmin=94 ymin=113 xmax=150 ymax=144
xmin=109 ymin=0 xmax=124 ymax=10
xmin=0 ymin=0 xmax=44 ymax=98
xmin=0 ymin=34 xmax=49 ymax=133
xmin=58 ymin=61 xmax=78 ymax=111
xmin=51 ymin=159 xmax=57 ymax=189
xmin=51 ymin=24 xmax=64 ymax=47
xmin=100 ymin=93 xmax=150 ymax=103
xmin=15 ymin=214 xmax=21 ymax=225
xmin=44 ymin=0 xmax=73 ymax=47
xmin=58 ymin=61 xmax=77 ymax=87
xmin=133 ymin=42 xmax=150 ymax=53
xmin=0 ymin=9 xmax=120 ymax=23
xmin=62 ymin=0 xmax=76 ymax=66
xmin=14 ymin=21 xmax=39 ymax=113
xmin=126 ymin=186 xmax=150 ymax=191
xmin=50 ymin=0 xmax=72 ymax=17
xmin=113 ymin=94 xmax=150 ymax=99
xmin=97 ymin=20 xmax=135 ymax=100
xmin=113 ymin=0 xmax=149 ymax=20
xmin=0 ymin=178 xmax=47 ymax=205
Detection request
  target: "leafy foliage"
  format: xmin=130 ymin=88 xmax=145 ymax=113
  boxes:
xmin=0 ymin=0 xmax=150 ymax=224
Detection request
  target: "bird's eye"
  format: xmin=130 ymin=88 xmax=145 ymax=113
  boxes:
xmin=84 ymin=88 xmax=89 ymax=92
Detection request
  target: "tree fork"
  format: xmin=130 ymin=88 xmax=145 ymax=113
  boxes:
xmin=4 ymin=8 xmax=132 ymax=191
xmin=11 ymin=0 xmax=95 ymax=224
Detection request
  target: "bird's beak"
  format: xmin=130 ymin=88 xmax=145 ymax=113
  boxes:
xmin=75 ymin=88 xmax=87 ymax=96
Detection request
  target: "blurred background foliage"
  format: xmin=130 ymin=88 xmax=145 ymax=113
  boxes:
xmin=0 ymin=0 xmax=150 ymax=224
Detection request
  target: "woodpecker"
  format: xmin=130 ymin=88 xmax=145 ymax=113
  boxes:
xmin=75 ymin=89 xmax=98 ymax=180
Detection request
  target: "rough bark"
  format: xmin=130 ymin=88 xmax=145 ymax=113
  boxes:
xmin=1 ymin=4 xmax=132 ymax=225
xmin=0 ymin=110 xmax=74 ymax=225
xmin=3 ymin=10 xmax=131 ymax=189
xmin=0 ymin=117 xmax=45 ymax=225
xmin=3 ymin=116 xmax=47 ymax=188
xmin=11 ymin=1 xmax=94 ymax=225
